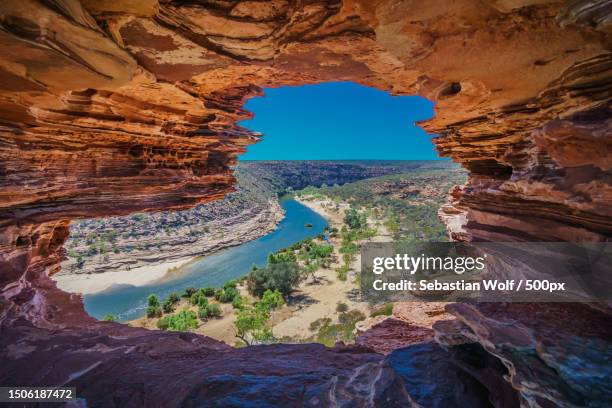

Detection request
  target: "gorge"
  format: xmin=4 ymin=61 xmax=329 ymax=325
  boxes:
xmin=0 ymin=1 xmax=610 ymax=407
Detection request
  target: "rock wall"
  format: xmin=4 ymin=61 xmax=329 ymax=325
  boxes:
xmin=0 ymin=1 xmax=610 ymax=407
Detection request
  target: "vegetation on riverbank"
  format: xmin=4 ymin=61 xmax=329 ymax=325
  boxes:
xmin=295 ymin=168 xmax=466 ymax=242
xmin=118 ymin=165 xmax=466 ymax=347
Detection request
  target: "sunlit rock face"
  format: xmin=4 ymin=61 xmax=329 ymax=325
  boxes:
xmin=0 ymin=1 xmax=610 ymax=407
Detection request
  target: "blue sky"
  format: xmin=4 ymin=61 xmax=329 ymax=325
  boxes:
xmin=238 ymin=82 xmax=440 ymax=161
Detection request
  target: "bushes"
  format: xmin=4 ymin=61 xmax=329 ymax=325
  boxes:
xmin=218 ymin=286 xmax=238 ymax=303
xmin=102 ymin=314 xmax=117 ymax=322
xmin=146 ymin=294 xmax=162 ymax=318
xmin=202 ymin=287 xmax=215 ymax=297
xmin=167 ymin=292 xmax=180 ymax=304
xmin=267 ymin=250 xmax=296 ymax=264
xmin=207 ymin=303 xmax=222 ymax=318
xmin=223 ymin=280 xmax=238 ymax=290
xmin=370 ymin=303 xmax=394 ymax=317
xmin=257 ymin=290 xmax=284 ymax=312
xmin=232 ymin=295 xmax=245 ymax=310
xmin=190 ymin=291 xmax=209 ymax=307
xmin=157 ymin=310 xmax=198 ymax=331
xmin=247 ymin=262 xmax=300 ymax=298
xmin=344 ymin=208 xmax=366 ymax=230
xmin=199 ymin=303 xmax=222 ymax=320
xmin=335 ymin=265 xmax=349 ymax=281
xmin=233 ymin=290 xmax=284 ymax=346
xmin=336 ymin=302 xmax=349 ymax=313
xmin=182 ymin=287 xmax=197 ymax=298
xmin=162 ymin=292 xmax=181 ymax=314
xmin=308 ymin=309 xmax=366 ymax=347
xmin=214 ymin=289 xmax=224 ymax=301
xmin=338 ymin=310 xmax=366 ymax=325
xmin=162 ymin=299 xmax=175 ymax=314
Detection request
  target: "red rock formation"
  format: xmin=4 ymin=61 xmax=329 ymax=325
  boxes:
xmin=0 ymin=0 xmax=610 ymax=406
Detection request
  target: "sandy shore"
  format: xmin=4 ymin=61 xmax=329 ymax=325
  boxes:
xmin=271 ymin=195 xmax=373 ymax=339
xmin=54 ymin=257 xmax=194 ymax=295
xmin=54 ymin=200 xmax=284 ymax=296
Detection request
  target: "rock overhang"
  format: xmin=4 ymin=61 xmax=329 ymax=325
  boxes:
xmin=0 ymin=1 xmax=610 ymax=406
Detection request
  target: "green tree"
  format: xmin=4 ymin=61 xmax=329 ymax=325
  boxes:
xmin=162 ymin=299 xmax=175 ymax=314
xmin=102 ymin=314 xmax=117 ymax=322
xmin=146 ymin=294 xmax=162 ymax=318
xmin=344 ymin=208 xmax=364 ymax=230
xmin=247 ymin=262 xmax=300 ymax=298
xmin=256 ymin=289 xmax=285 ymax=313
xmin=233 ymin=290 xmax=284 ymax=346
xmin=233 ymin=307 xmax=269 ymax=346
xmin=147 ymin=294 xmax=160 ymax=307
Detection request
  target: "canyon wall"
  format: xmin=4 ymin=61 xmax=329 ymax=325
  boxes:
xmin=0 ymin=1 xmax=610 ymax=407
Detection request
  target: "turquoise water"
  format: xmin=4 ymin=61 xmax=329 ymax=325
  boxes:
xmin=83 ymin=199 xmax=327 ymax=322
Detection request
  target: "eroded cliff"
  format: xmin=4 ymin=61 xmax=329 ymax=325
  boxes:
xmin=0 ymin=1 xmax=610 ymax=406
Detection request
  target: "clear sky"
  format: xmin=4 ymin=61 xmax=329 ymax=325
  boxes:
xmin=238 ymin=82 xmax=440 ymax=161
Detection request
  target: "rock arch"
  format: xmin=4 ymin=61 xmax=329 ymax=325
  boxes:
xmin=0 ymin=1 xmax=610 ymax=406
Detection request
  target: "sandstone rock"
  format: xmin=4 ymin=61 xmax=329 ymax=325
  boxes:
xmin=356 ymin=318 xmax=434 ymax=355
xmin=434 ymin=302 xmax=612 ymax=407
xmin=0 ymin=1 xmax=610 ymax=406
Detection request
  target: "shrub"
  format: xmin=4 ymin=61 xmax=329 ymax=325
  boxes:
xmin=190 ymin=292 xmax=208 ymax=307
xmin=223 ymin=280 xmax=238 ymax=290
xmin=309 ymin=317 xmax=332 ymax=331
xmin=146 ymin=305 xmax=162 ymax=318
xmin=206 ymin=303 xmax=222 ymax=318
xmin=256 ymin=289 xmax=284 ymax=313
xmin=214 ymin=288 xmax=224 ymax=301
xmin=344 ymin=208 xmax=365 ymax=230
xmin=247 ymin=262 xmax=300 ymax=298
xmin=102 ymin=314 xmax=117 ymax=322
xmin=370 ymin=303 xmax=394 ymax=317
xmin=336 ymin=302 xmax=349 ymax=313
xmin=147 ymin=294 xmax=160 ymax=308
xmin=219 ymin=287 xmax=238 ymax=303
xmin=234 ymin=307 xmax=269 ymax=346
xmin=156 ymin=318 xmax=169 ymax=330
xmin=167 ymin=292 xmax=180 ymax=304
xmin=338 ymin=310 xmax=366 ymax=326
xmin=335 ymin=265 xmax=348 ymax=281
xmin=156 ymin=310 xmax=198 ymax=331
xmin=232 ymin=295 xmax=245 ymax=310
xmin=182 ymin=287 xmax=197 ymax=298
xmin=162 ymin=299 xmax=175 ymax=314
xmin=202 ymin=287 xmax=215 ymax=297
xmin=197 ymin=305 xmax=208 ymax=321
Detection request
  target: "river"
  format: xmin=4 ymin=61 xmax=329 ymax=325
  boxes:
xmin=83 ymin=198 xmax=328 ymax=322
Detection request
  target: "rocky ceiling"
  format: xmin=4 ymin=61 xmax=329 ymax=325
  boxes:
xmin=0 ymin=1 xmax=610 ymax=407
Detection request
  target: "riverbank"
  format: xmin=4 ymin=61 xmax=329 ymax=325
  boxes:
xmin=126 ymin=194 xmax=377 ymax=345
xmin=54 ymin=257 xmax=195 ymax=295
xmin=55 ymin=199 xmax=284 ymax=295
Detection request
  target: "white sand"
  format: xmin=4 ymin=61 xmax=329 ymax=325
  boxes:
xmin=54 ymin=258 xmax=193 ymax=295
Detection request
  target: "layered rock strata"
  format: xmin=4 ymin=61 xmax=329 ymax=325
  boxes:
xmin=0 ymin=1 xmax=610 ymax=407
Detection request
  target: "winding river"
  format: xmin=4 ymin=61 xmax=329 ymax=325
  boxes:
xmin=84 ymin=198 xmax=328 ymax=322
